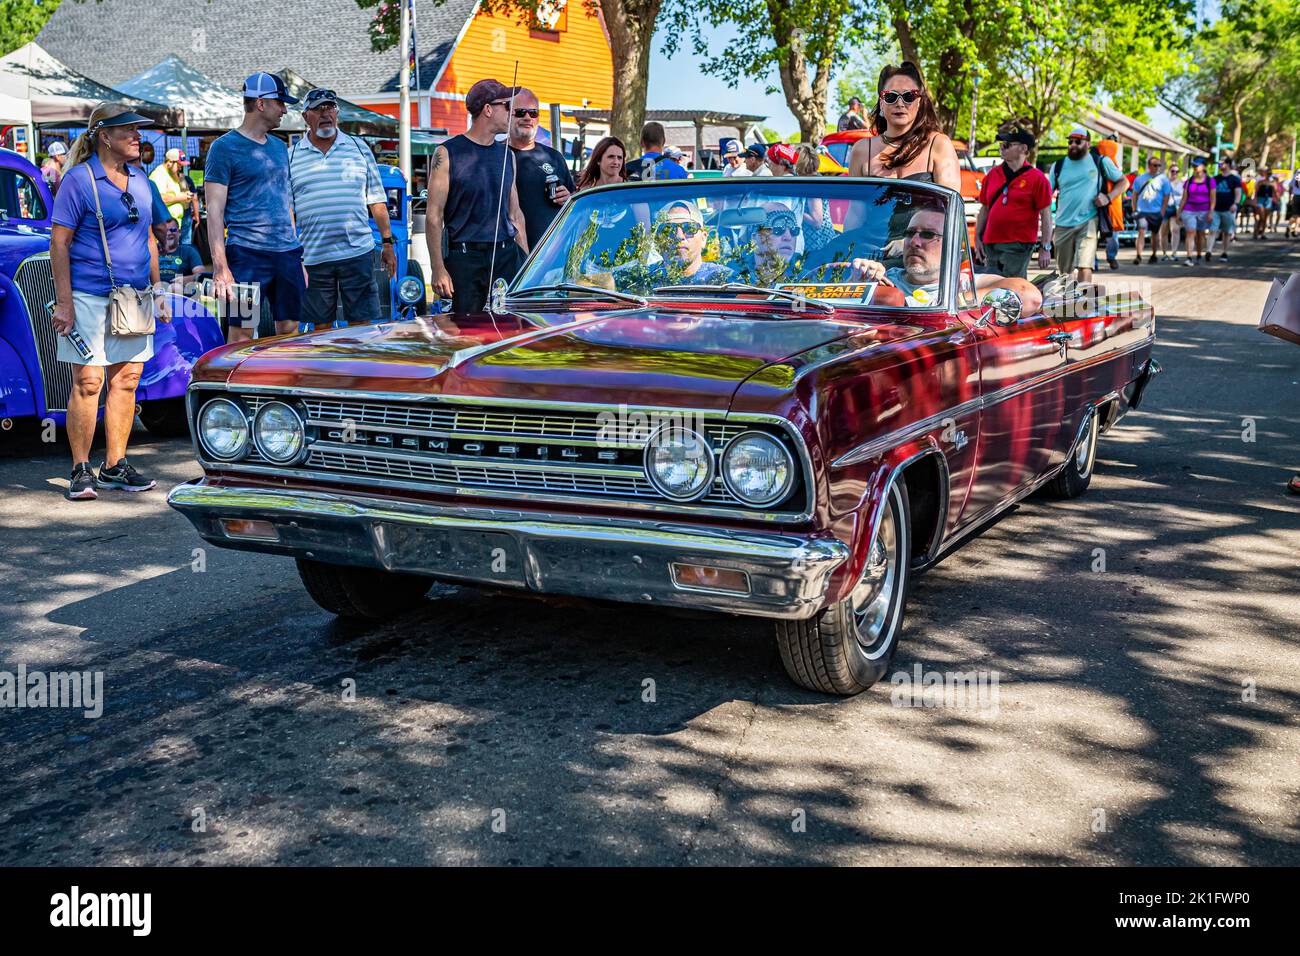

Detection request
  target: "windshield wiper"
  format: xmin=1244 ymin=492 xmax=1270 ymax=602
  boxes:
xmin=651 ymin=283 xmax=836 ymax=314
xmin=508 ymin=283 xmax=648 ymax=307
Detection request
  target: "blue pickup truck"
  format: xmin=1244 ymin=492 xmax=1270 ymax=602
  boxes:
xmin=0 ymin=147 xmax=223 ymax=437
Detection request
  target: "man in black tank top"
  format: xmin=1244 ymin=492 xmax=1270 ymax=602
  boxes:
xmin=425 ymin=78 xmax=530 ymax=316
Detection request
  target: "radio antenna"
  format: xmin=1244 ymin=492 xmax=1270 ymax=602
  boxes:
xmin=487 ymin=60 xmax=520 ymax=337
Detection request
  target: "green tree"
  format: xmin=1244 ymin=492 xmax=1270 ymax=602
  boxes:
xmin=0 ymin=0 xmax=63 ymax=57
xmin=664 ymin=0 xmax=881 ymax=143
xmin=356 ymin=0 xmax=675 ymax=150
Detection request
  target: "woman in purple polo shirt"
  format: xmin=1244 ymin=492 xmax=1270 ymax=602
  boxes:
xmin=50 ymin=102 xmax=171 ymax=500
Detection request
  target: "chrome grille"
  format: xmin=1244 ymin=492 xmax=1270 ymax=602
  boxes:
xmin=12 ymin=255 xmax=71 ymax=413
xmin=218 ymin=394 xmax=799 ymax=511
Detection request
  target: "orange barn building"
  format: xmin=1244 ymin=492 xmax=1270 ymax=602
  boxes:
xmin=39 ymin=0 xmax=614 ymax=142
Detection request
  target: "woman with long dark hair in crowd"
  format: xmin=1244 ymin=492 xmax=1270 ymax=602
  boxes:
xmin=49 ymin=102 xmax=170 ymax=500
xmin=576 ymin=136 xmax=627 ymax=190
xmin=847 ymin=61 xmax=960 ymax=191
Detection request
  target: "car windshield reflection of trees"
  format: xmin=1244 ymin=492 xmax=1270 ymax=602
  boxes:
xmin=515 ymin=182 xmax=949 ymax=306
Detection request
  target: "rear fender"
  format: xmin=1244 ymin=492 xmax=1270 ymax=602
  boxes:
xmin=0 ymin=334 xmax=38 ymax=422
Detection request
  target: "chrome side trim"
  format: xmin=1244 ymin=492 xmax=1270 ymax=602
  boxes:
xmin=833 ymin=337 xmax=1153 ymax=468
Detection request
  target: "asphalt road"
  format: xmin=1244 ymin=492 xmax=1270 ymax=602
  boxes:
xmin=2 ymin=236 xmax=1298 ymax=866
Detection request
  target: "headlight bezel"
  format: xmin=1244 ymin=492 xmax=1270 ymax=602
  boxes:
xmin=643 ymin=425 xmax=716 ymax=502
xmin=397 ymin=275 xmax=424 ymax=304
xmin=252 ymin=400 xmax=307 ymax=465
xmin=197 ymin=396 xmax=251 ymax=462
xmin=722 ymin=429 xmax=795 ymax=507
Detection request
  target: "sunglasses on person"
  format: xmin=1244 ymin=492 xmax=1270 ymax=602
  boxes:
xmin=903 ymin=226 xmax=942 ymax=243
xmin=759 ymin=215 xmax=801 ymax=238
xmin=512 ymin=108 xmax=540 ymax=119
xmin=487 ymin=99 xmax=513 ymax=110
xmin=120 ymin=191 xmax=139 ymax=224
xmin=1067 ymin=136 xmax=1088 ymax=144
xmin=879 ymin=89 xmax=922 ymax=106
xmin=656 ymin=220 xmax=705 ymax=240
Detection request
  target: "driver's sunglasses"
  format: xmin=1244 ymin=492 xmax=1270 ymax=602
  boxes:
xmin=120 ymin=191 xmax=139 ymax=224
xmin=880 ymin=89 xmax=922 ymax=106
xmin=512 ymin=108 xmax=540 ymax=119
xmin=656 ymin=221 xmax=705 ymax=239
xmin=904 ymin=227 xmax=942 ymax=243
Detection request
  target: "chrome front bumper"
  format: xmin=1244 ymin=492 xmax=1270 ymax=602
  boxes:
xmin=167 ymin=480 xmax=849 ymax=620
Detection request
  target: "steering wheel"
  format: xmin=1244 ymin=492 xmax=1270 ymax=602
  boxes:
xmin=797 ymin=261 xmax=859 ymax=282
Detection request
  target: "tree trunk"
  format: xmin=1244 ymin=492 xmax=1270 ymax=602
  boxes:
xmin=602 ymin=0 xmax=662 ymax=149
xmin=765 ymin=2 xmax=835 ymax=143
xmin=891 ymin=10 xmax=920 ymax=65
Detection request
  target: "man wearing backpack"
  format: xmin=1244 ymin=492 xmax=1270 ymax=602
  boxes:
xmin=625 ymin=122 xmax=688 ymax=182
xmin=1049 ymin=126 xmax=1127 ymax=284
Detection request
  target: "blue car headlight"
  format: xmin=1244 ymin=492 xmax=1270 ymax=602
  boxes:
xmin=398 ymin=276 xmax=424 ymax=304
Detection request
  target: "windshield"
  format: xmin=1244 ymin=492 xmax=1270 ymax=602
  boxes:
xmin=513 ymin=179 xmax=954 ymax=309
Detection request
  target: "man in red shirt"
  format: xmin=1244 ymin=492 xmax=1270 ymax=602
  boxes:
xmin=974 ymin=127 xmax=1054 ymax=278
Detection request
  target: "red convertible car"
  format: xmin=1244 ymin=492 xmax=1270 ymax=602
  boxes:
xmin=169 ymin=177 xmax=1157 ymax=695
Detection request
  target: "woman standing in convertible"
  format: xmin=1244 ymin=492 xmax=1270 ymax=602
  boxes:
xmin=845 ymin=61 xmax=960 ymax=192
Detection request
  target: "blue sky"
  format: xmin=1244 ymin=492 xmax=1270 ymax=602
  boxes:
xmin=648 ymin=23 xmax=1181 ymax=139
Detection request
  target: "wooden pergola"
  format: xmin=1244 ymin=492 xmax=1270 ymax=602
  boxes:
xmin=568 ymin=108 xmax=768 ymax=163
xmin=1083 ymin=105 xmax=1203 ymax=172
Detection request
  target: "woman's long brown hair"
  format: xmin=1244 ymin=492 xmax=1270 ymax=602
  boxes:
xmin=576 ymin=136 xmax=627 ymax=190
xmin=871 ymin=61 xmax=941 ymax=171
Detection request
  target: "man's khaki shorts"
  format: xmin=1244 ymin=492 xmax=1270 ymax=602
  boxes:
xmin=1055 ymin=219 xmax=1099 ymax=272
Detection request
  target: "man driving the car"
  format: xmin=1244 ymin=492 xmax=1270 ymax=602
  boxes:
xmin=643 ymin=201 xmax=734 ymax=286
xmin=851 ymin=206 xmax=1041 ymax=311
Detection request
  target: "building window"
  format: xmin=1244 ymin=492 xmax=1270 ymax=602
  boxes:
xmin=532 ymin=0 xmax=568 ymax=33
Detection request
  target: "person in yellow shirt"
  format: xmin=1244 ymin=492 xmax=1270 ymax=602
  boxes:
xmin=148 ymin=148 xmax=192 ymax=229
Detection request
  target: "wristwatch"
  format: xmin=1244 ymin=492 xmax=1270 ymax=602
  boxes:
xmin=381 ymin=236 xmax=395 ymax=245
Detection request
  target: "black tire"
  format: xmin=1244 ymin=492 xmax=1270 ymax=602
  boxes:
xmin=137 ymin=397 xmax=191 ymax=437
xmin=775 ymin=480 xmax=911 ymax=695
xmin=1046 ymin=406 xmax=1099 ymax=499
xmin=296 ymin=558 xmax=431 ymax=620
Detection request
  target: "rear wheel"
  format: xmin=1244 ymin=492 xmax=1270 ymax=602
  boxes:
xmin=137 ymin=397 xmax=191 ymax=437
xmin=776 ymin=480 xmax=911 ymax=695
xmin=1046 ymin=406 xmax=1099 ymax=499
xmin=296 ymin=559 xmax=431 ymax=620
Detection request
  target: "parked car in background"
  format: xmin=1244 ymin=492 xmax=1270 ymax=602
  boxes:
xmin=374 ymin=164 xmax=427 ymax=319
xmin=0 ymin=147 xmax=222 ymax=438
xmin=169 ymin=176 xmax=1158 ymax=696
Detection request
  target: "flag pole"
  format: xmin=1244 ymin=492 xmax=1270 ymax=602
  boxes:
xmin=399 ymin=0 xmax=412 ymax=184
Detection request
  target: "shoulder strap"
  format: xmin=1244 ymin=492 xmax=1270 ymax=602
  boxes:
xmin=85 ymin=164 xmax=119 ymax=291
xmin=1052 ymin=158 xmax=1063 ymax=188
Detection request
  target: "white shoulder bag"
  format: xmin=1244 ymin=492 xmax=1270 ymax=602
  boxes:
xmin=87 ymin=165 xmax=156 ymax=336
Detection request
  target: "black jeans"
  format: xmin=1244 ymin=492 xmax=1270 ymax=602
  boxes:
xmin=445 ymin=241 xmax=524 ymax=315
xmin=302 ymin=250 xmax=382 ymax=327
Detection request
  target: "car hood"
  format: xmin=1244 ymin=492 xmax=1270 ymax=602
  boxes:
xmin=205 ymin=307 xmax=891 ymax=409
xmin=0 ymin=223 xmax=52 ymax=277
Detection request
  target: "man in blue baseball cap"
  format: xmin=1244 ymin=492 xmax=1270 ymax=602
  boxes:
xmin=204 ymin=72 xmax=304 ymax=342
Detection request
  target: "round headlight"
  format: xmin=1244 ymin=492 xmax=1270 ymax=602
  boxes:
xmin=398 ymin=276 xmax=423 ymax=304
xmin=645 ymin=427 xmax=714 ymax=501
xmin=253 ymin=401 xmax=305 ymax=464
xmin=197 ymin=397 xmax=249 ymax=460
xmin=722 ymin=431 xmax=794 ymax=506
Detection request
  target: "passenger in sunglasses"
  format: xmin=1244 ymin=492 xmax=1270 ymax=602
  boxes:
xmin=849 ymin=207 xmax=1041 ymax=312
xmin=508 ymin=87 xmax=576 ymax=251
xmin=845 ymin=61 xmax=959 ymax=193
xmin=737 ymin=203 xmax=805 ymax=286
xmin=638 ymin=202 xmax=733 ymax=287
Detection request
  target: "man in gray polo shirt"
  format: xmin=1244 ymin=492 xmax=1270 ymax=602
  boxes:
xmin=289 ymin=88 xmax=397 ymax=329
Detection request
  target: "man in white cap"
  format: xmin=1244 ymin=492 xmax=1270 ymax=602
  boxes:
xmin=149 ymin=147 xmax=193 ymax=233
xmin=721 ymin=140 xmax=745 ymax=177
xmin=41 ymin=141 xmax=68 ymax=193
xmin=1048 ymin=125 xmax=1125 ymax=284
xmin=205 ymin=71 xmax=305 ymax=342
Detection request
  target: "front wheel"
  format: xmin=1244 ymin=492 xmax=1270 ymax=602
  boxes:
xmin=775 ymin=480 xmax=911 ymax=695
xmin=1046 ymin=406 xmax=1099 ymax=499
xmin=137 ymin=397 xmax=191 ymax=437
xmin=296 ymin=559 xmax=431 ymax=620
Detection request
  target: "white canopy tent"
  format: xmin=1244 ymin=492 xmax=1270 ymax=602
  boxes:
xmin=0 ymin=42 xmax=182 ymax=127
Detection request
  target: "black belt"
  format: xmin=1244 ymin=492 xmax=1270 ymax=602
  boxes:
xmin=449 ymin=239 xmax=515 ymax=253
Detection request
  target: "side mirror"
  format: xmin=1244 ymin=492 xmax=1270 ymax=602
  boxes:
xmin=981 ymin=287 xmax=1022 ymax=326
xmin=490 ymin=277 xmax=508 ymax=314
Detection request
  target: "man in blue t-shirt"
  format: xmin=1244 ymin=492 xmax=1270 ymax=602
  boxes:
xmin=625 ymin=122 xmax=689 ymax=182
xmin=204 ymin=72 xmax=305 ymax=342
xmin=1049 ymin=125 xmax=1126 ymax=284
xmin=1130 ymin=155 xmax=1172 ymax=264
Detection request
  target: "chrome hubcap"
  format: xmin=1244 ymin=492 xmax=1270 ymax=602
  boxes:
xmin=850 ymin=497 xmax=898 ymax=658
xmin=1075 ymin=413 xmax=1097 ymax=476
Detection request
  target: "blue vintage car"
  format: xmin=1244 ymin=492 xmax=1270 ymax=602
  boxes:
xmin=375 ymin=163 xmax=427 ymax=318
xmin=0 ymin=147 xmax=223 ymax=437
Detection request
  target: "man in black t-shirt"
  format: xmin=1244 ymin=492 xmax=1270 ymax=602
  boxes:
xmin=1210 ymin=158 xmax=1242 ymax=260
xmin=508 ymin=87 xmax=576 ymax=250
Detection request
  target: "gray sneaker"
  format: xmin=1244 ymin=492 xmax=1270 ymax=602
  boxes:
xmin=66 ymin=462 xmax=98 ymax=501
xmin=96 ymin=458 xmax=156 ymax=492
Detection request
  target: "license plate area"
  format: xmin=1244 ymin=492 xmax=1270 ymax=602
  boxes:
xmin=372 ymin=524 xmax=527 ymax=587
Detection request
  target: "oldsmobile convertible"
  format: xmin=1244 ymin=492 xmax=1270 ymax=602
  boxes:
xmin=168 ymin=176 xmax=1158 ymax=695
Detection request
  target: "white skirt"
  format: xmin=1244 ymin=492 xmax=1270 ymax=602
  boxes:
xmin=57 ymin=290 xmax=154 ymax=367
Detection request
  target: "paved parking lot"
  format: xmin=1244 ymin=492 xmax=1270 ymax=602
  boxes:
xmin=2 ymin=240 xmax=1298 ymax=865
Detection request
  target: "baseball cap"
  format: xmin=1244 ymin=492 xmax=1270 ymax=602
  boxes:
xmin=722 ymin=141 xmax=740 ymax=156
xmin=465 ymin=78 xmax=517 ymax=116
xmin=1191 ymin=156 xmax=1208 ymax=167
xmin=165 ymin=147 xmax=190 ymax=165
xmin=47 ymin=141 xmax=67 ymax=157
xmin=766 ymin=142 xmax=799 ymax=168
xmin=996 ymin=127 xmax=1035 ymax=149
xmin=742 ymin=143 xmax=767 ymax=160
xmin=302 ymin=88 xmax=338 ymax=111
xmin=1067 ymin=125 xmax=1090 ymax=139
xmin=664 ymin=146 xmax=684 ymax=160
xmin=242 ymin=71 xmax=299 ymax=104
xmin=660 ymin=200 xmax=703 ymax=224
